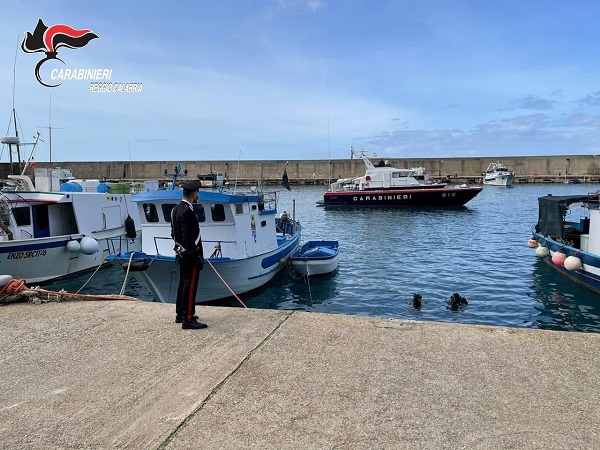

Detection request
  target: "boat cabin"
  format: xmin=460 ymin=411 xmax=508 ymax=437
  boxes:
xmin=133 ymin=190 xmax=280 ymax=259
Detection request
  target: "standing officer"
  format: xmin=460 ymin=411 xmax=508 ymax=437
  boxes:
xmin=171 ymin=179 xmax=207 ymax=329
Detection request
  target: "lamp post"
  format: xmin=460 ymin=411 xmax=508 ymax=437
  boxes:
xmin=566 ymin=158 xmax=571 ymax=176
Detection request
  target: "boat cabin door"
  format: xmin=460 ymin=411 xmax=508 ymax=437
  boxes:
xmin=383 ymin=172 xmax=391 ymax=188
xmin=32 ymin=204 xmax=50 ymax=238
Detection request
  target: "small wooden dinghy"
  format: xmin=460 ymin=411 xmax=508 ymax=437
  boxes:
xmin=290 ymin=240 xmax=340 ymax=276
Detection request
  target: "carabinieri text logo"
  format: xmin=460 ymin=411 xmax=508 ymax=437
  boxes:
xmin=21 ymin=19 xmax=99 ymax=88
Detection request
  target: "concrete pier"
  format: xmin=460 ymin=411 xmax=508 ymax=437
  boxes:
xmin=1 ymin=301 xmax=599 ymax=449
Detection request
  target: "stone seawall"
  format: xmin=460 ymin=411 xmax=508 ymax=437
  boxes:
xmin=2 ymin=154 xmax=599 ymax=184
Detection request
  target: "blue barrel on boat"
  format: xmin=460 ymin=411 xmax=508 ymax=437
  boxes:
xmin=96 ymin=182 xmax=111 ymax=193
xmin=60 ymin=182 xmax=83 ymax=192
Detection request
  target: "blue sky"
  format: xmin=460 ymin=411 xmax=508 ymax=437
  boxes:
xmin=1 ymin=0 xmax=600 ymax=162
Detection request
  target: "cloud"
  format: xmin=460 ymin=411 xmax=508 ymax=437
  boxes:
xmin=517 ymin=95 xmax=556 ymax=110
xmin=577 ymin=91 xmax=600 ymax=107
xmin=277 ymin=0 xmax=326 ymax=12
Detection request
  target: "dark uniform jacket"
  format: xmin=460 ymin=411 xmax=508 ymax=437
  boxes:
xmin=171 ymin=201 xmax=204 ymax=265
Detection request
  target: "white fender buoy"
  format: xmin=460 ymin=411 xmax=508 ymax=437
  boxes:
xmin=66 ymin=240 xmax=81 ymax=253
xmin=535 ymin=246 xmax=549 ymax=257
xmin=0 ymin=274 xmax=13 ymax=288
xmin=564 ymin=255 xmax=583 ymax=271
xmin=80 ymin=237 xmax=99 ymax=255
xmin=527 ymin=239 xmax=538 ymax=248
xmin=551 ymin=251 xmax=567 ymax=266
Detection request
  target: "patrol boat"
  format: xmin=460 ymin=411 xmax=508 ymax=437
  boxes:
xmin=106 ymin=186 xmax=301 ymax=303
xmin=317 ymin=152 xmax=482 ymax=207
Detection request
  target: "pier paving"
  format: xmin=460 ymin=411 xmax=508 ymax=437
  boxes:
xmin=1 ymin=301 xmax=599 ymax=449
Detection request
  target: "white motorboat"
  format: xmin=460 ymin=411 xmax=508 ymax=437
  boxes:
xmin=290 ymin=240 xmax=339 ymax=276
xmin=107 ymin=188 xmax=301 ymax=303
xmin=483 ymin=162 xmax=515 ymax=186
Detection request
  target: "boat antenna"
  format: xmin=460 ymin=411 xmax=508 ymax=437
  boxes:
xmin=128 ymin=141 xmax=133 ymax=180
xmin=37 ymin=93 xmax=63 ymax=190
xmin=328 ymin=117 xmax=331 ymax=187
xmin=234 ymin=150 xmax=241 ymax=192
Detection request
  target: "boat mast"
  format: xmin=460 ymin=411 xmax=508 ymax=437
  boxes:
xmin=1 ymin=39 xmax=23 ymax=175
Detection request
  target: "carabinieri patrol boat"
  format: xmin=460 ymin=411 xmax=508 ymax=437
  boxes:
xmin=317 ymin=152 xmax=482 ymax=208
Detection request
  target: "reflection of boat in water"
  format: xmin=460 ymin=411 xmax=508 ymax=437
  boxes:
xmin=483 ymin=162 xmax=515 ymax=186
xmin=531 ymin=193 xmax=600 ymax=293
xmin=529 ymin=259 xmax=600 ymax=332
xmin=291 ymin=240 xmax=339 ymax=276
xmin=107 ymin=187 xmax=301 ymax=303
xmin=317 ymin=151 xmax=482 ymax=208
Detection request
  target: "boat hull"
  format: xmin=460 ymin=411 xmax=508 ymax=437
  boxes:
xmin=319 ymin=187 xmax=482 ymax=207
xmin=0 ymin=234 xmax=141 ymax=283
xmin=484 ymin=174 xmax=514 ymax=186
xmin=112 ymin=230 xmax=301 ymax=303
xmin=532 ymin=231 xmax=600 ymax=294
xmin=291 ymin=241 xmax=340 ymax=276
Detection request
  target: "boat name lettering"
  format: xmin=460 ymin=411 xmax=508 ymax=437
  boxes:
xmin=353 ymin=194 xmax=412 ymax=201
xmin=7 ymin=249 xmax=48 ymax=259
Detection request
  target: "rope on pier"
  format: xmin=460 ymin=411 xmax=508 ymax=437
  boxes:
xmin=0 ymin=278 xmax=138 ymax=304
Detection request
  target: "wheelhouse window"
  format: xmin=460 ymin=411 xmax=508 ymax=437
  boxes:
xmin=162 ymin=204 xmax=176 ymax=223
xmin=13 ymin=207 xmax=31 ymax=226
xmin=193 ymin=204 xmax=206 ymax=223
xmin=211 ymin=204 xmax=226 ymax=222
xmin=143 ymin=203 xmax=159 ymax=223
xmin=161 ymin=203 xmax=206 ymax=223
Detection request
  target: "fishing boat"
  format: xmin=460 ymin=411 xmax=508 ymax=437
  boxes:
xmin=317 ymin=151 xmax=482 ymax=207
xmin=531 ymin=193 xmax=600 ymax=293
xmin=290 ymin=240 xmax=340 ymax=276
xmin=483 ymin=162 xmax=515 ymax=186
xmin=106 ymin=188 xmax=301 ymax=303
xmin=0 ymin=175 xmax=141 ymax=283
xmin=0 ymin=105 xmax=142 ymax=283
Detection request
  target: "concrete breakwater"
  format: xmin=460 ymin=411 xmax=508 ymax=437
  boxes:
xmin=2 ymin=154 xmax=599 ymax=185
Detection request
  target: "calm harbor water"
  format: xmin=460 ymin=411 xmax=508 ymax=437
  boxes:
xmin=46 ymin=183 xmax=600 ymax=333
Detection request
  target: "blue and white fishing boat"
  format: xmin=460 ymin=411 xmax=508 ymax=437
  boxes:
xmin=107 ymin=188 xmax=301 ymax=303
xmin=531 ymin=193 xmax=600 ymax=293
xmin=290 ymin=240 xmax=340 ymax=276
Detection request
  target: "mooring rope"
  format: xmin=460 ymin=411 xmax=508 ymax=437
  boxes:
xmin=206 ymin=259 xmax=247 ymax=308
xmin=75 ymin=253 xmax=110 ymax=294
xmin=119 ymin=252 xmax=135 ymax=296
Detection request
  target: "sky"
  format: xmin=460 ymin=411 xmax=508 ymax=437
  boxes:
xmin=1 ymin=0 xmax=600 ymax=162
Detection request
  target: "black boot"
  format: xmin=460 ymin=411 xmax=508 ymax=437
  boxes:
xmin=182 ymin=320 xmax=207 ymax=329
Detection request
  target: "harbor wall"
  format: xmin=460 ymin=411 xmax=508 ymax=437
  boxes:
xmin=2 ymin=154 xmax=599 ymax=184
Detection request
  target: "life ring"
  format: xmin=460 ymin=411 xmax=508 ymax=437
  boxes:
xmin=366 ymin=175 xmax=371 ymax=181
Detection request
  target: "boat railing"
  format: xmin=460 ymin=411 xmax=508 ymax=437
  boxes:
xmin=106 ymin=236 xmax=138 ymax=255
xmin=153 ymin=236 xmax=237 ymax=258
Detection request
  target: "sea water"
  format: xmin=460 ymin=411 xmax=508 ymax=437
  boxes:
xmin=44 ymin=183 xmax=600 ymax=334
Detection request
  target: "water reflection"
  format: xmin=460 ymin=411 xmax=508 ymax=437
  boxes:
xmin=529 ymin=259 xmax=600 ymax=333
